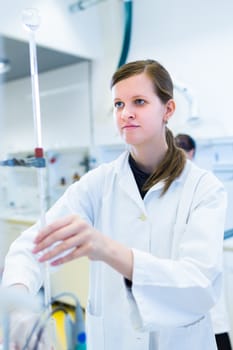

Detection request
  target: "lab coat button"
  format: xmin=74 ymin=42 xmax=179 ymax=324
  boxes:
xmin=139 ymin=213 xmax=147 ymax=221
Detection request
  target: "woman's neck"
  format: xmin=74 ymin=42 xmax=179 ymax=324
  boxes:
xmin=130 ymin=143 xmax=168 ymax=173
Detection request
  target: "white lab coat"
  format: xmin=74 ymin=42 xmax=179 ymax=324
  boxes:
xmin=209 ymin=273 xmax=231 ymax=334
xmin=2 ymin=152 xmax=227 ymax=350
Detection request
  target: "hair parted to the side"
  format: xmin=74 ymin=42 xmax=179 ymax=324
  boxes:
xmin=111 ymin=59 xmax=186 ymax=195
xmin=111 ymin=59 xmax=173 ymax=103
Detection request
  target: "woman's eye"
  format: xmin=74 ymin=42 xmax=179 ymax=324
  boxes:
xmin=135 ymin=99 xmax=145 ymax=105
xmin=114 ymin=101 xmax=124 ymax=109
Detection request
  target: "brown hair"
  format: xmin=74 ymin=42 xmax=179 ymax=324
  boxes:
xmin=111 ymin=59 xmax=173 ymax=103
xmin=144 ymin=127 xmax=186 ymax=195
xmin=111 ymin=59 xmax=186 ymax=195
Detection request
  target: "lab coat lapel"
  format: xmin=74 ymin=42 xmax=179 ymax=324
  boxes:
xmin=120 ymin=171 xmax=144 ymax=206
xmin=116 ymin=151 xmax=165 ymax=209
xmin=116 ymin=152 xmax=146 ymax=211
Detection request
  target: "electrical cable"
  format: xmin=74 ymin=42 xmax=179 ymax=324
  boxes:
xmin=52 ymin=292 xmax=86 ymax=349
xmin=21 ymin=308 xmax=51 ymax=350
xmin=21 ymin=312 xmax=47 ymax=350
xmin=22 ymin=305 xmax=68 ymax=350
xmin=22 ymin=292 xmax=86 ymax=349
xmin=33 ymin=306 xmax=68 ymax=350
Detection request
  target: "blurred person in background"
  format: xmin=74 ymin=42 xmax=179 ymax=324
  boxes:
xmin=174 ymin=133 xmax=196 ymax=160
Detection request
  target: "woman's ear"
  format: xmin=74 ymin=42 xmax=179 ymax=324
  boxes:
xmin=163 ymin=99 xmax=176 ymax=123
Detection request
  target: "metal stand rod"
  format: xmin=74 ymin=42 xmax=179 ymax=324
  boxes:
xmin=22 ymin=8 xmax=51 ymax=311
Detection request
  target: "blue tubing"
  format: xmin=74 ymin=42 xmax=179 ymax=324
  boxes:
xmin=117 ymin=0 xmax=133 ymax=68
xmin=224 ymin=229 xmax=233 ymax=240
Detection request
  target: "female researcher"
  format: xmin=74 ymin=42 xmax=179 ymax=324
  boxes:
xmin=2 ymin=59 xmax=227 ymax=350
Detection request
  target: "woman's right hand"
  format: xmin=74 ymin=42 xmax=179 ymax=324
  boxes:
xmin=33 ymin=214 xmax=109 ymax=265
xmin=33 ymin=214 xmax=133 ymax=280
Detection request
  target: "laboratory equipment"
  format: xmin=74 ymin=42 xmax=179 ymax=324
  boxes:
xmin=21 ymin=7 xmax=51 ymax=311
xmin=0 ymin=8 xmax=87 ymax=349
xmin=174 ymin=80 xmax=200 ymax=125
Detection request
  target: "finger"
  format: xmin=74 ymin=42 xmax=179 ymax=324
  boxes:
xmin=51 ymin=243 xmax=89 ymax=265
xmin=34 ymin=215 xmax=76 ymax=244
xmin=37 ymin=230 xmax=87 ymax=262
xmin=33 ymin=219 xmax=83 ymax=254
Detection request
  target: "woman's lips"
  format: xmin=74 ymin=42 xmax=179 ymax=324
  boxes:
xmin=122 ymin=124 xmax=139 ymax=129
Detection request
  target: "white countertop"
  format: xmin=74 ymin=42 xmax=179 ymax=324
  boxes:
xmin=0 ymin=208 xmax=39 ymax=225
xmin=224 ymin=232 xmax=233 ymax=251
xmin=224 ymin=242 xmax=233 ymax=251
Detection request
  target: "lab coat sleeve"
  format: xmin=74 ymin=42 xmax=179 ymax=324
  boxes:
xmin=1 ymin=166 xmax=104 ymax=294
xmin=129 ymin=172 xmax=227 ymax=331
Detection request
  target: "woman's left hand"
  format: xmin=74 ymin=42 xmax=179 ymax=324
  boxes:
xmin=32 ymin=214 xmax=108 ymax=266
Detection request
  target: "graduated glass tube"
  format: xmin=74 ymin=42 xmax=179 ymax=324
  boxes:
xmin=21 ymin=8 xmax=51 ymax=311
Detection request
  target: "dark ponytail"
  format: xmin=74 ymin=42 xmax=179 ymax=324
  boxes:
xmin=143 ymin=128 xmax=186 ymax=195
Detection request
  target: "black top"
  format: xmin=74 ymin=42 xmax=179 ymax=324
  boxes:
xmin=125 ymin=155 xmax=151 ymax=289
xmin=128 ymin=154 xmax=151 ymax=199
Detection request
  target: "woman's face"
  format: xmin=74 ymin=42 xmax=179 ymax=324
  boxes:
xmin=112 ymin=73 xmax=175 ymax=148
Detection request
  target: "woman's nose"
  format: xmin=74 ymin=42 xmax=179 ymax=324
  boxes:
xmin=121 ymin=106 xmax=135 ymax=119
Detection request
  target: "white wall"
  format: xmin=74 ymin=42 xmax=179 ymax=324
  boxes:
xmin=0 ymin=0 xmax=103 ymax=58
xmin=125 ymin=0 xmax=233 ymax=139
xmin=1 ymin=0 xmax=233 ymax=142
xmin=1 ymin=62 xmax=91 ymax=153
xmin=0 ymin=0 xmax=124 ymax=146
xmin=93 ymin=0 xmax=233 ymax=142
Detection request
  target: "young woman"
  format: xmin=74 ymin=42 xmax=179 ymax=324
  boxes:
xmin=2 ymin=59 xmax=227 ymax=350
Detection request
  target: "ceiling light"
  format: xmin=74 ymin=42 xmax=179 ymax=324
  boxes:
xmin=0 ymin=58 xmax=11 ymax=74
